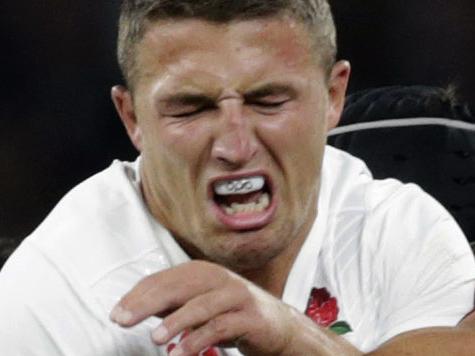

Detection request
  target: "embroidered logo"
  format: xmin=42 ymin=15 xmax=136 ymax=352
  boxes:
xmin=305 ymin=287 xmax=352 ymax=335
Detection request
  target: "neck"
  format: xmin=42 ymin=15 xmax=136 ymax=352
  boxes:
xmin=241 ymin=209 xmax=316 ymax=298
xmin=241 ymin=258 xmax=293 ymax=298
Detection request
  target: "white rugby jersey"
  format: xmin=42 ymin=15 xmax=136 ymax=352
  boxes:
xmin=1 ymin=146 xmax=474 ymax=355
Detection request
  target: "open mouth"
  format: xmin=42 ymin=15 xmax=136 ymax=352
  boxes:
xmin=210 ymin=174 xmax=276 ymax=230
xmin=214 ymin=175 xmax=271 ymax=214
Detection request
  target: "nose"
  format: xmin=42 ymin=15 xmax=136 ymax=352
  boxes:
xmin=211 ymin=99 xmax=258 ymax=169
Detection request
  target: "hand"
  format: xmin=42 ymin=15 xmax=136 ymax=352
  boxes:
xmin=109 ymin=260 xmax=302 ymax=356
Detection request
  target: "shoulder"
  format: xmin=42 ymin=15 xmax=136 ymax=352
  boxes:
xmin=321 ymin=146 xmax=474 ymax=298
xmin=0 ymin=159 xmax=172 ymax=354
xmin=319 ymin=147 xmax=475 ymax=351
xmin=364 ymin=178 xmax=469 ymax=258
xmin=322 ymin=146 xmax=464 ymax=248
xmin=1 ymin=158 xmax=173 ymax=304
xmin=20 ymin=159 xmax=165 ymax=284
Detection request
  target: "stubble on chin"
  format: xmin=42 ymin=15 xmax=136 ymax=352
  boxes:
xmin=209 ymin=225 xmax=297 ymax=273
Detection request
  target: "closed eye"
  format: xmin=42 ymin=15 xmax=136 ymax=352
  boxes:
xmin=168 ymin=104 xmax=215 ymax=118
xmin=253 ymin=100 xmax=289 ymax=107
xmin=247 ymin=97 xmax=291 ymax=114
xmin=244 ymin=83 xmax=296 ymax=113
xmin=159 ymin=94 xmax=216 ymax=118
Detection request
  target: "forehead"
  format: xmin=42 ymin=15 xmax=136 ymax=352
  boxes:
xmin=134 ymin=16 xmax=318 ymax=91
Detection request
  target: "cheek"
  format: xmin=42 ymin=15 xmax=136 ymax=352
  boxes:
xmin=142 ymin=120 xmax=207 ymax=162
xmin=257 ymin=110 xmax=326 ymax=202
xmin=142 ymin=121 xmax=214 ymax=196
xmin=258 ymin=107 xmax=327 ymax=160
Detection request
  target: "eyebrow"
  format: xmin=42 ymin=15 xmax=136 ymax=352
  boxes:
xmin=159 ymin=93 xmax=216 ymax=107
xmin=244 ymin=83 xmax=297 ymax=100
xmin=158 ymin=82 xmax=297 ymax=106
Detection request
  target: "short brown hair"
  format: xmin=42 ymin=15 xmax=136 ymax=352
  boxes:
xmin=117 ymin=0 xmax=337 ymax=89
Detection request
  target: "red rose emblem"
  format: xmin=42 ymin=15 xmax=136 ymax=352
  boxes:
xmin=304 ymin=287 xmax=352 ymax=335
xmin=305 ymin=287 xmax=339 ymax=327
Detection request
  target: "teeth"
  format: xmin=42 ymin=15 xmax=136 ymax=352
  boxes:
xmin=214 ymin=176 xmax=265 ymax=196
xmin=221 ymin=193 xmax=270 ymax=215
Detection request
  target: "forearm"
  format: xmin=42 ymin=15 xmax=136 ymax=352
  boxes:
xmin=366 ymin=327 xmax=475 ymax=356
xmin=280 ymin=308 xmax=362 ymax=356
xmin=284 ymin=309 xmax=475 ymax=356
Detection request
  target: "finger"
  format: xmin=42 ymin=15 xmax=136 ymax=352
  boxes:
xmin=151 ymin=284 xmax=243 ymax=345
xmin=110 ymin=261 xmax=226 ymax=326
xmin=169 ymin=312 xmax=246 ymax=356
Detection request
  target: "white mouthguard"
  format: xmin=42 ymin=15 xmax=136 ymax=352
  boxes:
xmin=214 ymin=176 xmax=265 ymax=195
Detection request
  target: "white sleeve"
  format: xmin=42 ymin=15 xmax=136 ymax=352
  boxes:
xmin=368 ymin=183 xmax=475 ymax=344
xmin=0 ymin=242 xmax=119 ymax=356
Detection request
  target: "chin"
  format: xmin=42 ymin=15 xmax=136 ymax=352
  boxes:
xmin=205 ymin=230 xmax=290 ymax=272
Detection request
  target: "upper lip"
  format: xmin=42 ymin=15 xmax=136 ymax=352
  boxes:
xmin=208 ymin=171 xmax=273 ymax=199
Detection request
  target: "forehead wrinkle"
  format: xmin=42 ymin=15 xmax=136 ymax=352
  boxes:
xmin=152 ymin=63 xmax=228 ymax=100
xmin=136 ymin=17 xmax=319 ymax=97
xmin=140 ymin=19 xmax=231 ymax=66
xmin=144 ymin=49 xmax=266 ymax=98
xmin=138 ymin=25 xmax=236 ymax=94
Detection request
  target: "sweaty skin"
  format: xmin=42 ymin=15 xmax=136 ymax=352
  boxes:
xmin=112 ymin=16 xmax=349 ymax=296
xmin=111 ymin=15 xmax=475 ymax=356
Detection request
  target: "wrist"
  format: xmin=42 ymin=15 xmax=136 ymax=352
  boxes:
xmin=280 ymin=307 xmax=362 ymax=356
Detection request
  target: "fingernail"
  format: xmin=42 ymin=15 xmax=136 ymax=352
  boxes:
xmin=110 ymin=305 xmax=133 ymax=325
xmin=152 ymin=325 xmax=169 ymax=343
xmin=169 ymin=345 xmax=184 ymax=356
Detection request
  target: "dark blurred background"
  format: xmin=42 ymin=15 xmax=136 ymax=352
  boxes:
xmin=1 ymin=1 xmax=475 ymax=253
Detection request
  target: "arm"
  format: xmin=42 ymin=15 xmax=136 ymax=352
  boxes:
xmin=110 ymin=260 xmax=475 ymax=356
xmin=111 ymin=186 xmax=475 ymax=355
xmin=110 ymin=260 xmax=361 ymax=356
xmin=460 ymin=309 xmax=475 ymax=328
xmin=367 ymin=325 xmax=475 ymax=355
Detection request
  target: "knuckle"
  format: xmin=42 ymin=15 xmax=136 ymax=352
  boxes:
xmin=161 ymin=312 xmax=180 ymax=332
xmin=191 ymin=301 xmax=213 ymax=321
xmin=207 ymin=317 xmax=229 ymax=337
xmin=238 ymin=283 xmax=255 ymax=303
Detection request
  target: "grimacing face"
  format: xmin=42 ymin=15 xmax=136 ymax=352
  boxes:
xmin=112 ymin=16 xmax=350 ymax=273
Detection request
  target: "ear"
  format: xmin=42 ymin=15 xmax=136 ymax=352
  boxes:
xmin=326 ymin=60 xmax=351 ymax=131
xmin=111 ymin=85 xmax=143 ymax=152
